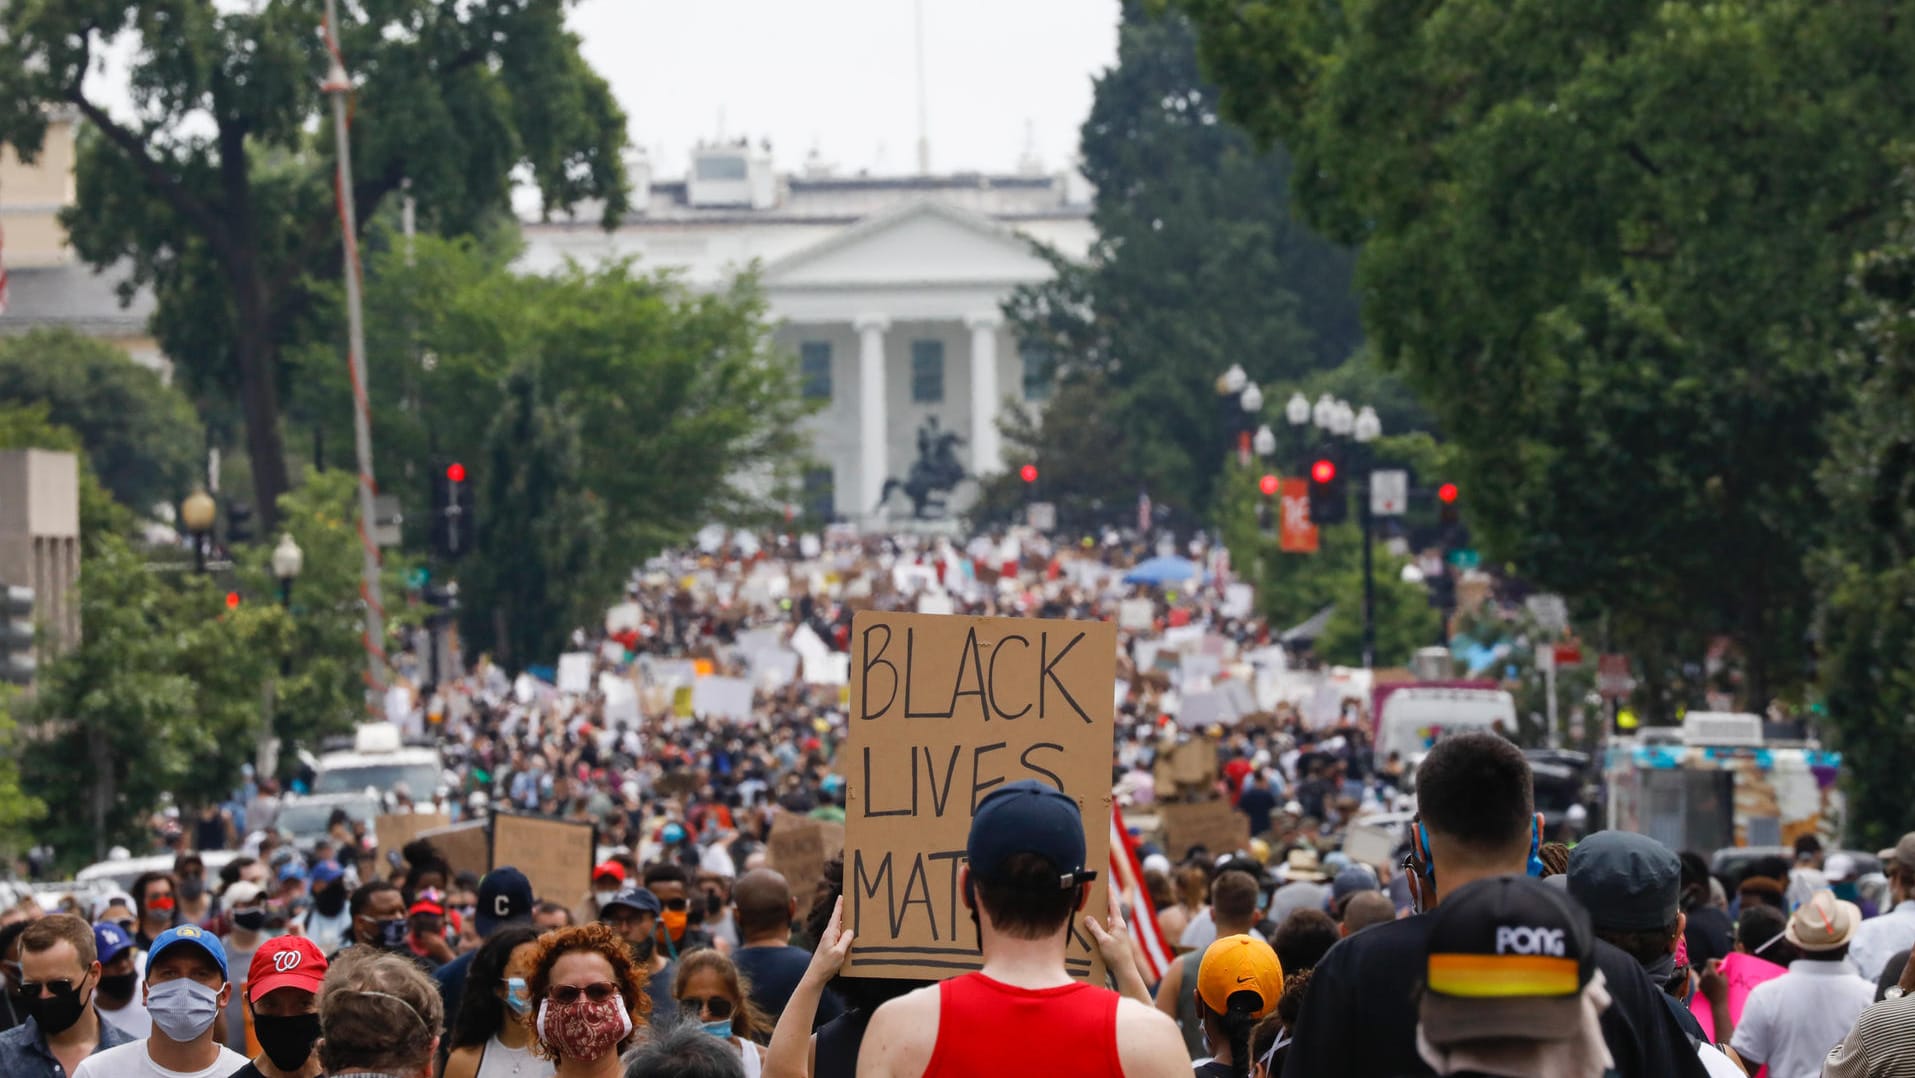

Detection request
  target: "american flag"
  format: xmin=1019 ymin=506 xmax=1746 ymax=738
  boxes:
xmin=1109 ymin=802 xmax=1173 ymax=981
xmin=1136 ymin=489 xmax=1152 ymax=537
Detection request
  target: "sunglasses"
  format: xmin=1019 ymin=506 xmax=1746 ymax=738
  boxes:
xmin=678 ymin=995 xmax=735 ymax=1019
xmin=661 ymin=897 xmax=690 ymax=912
xmin=20 ymin=978 xmax=85 ymax=998
xmin=548 ymin=981 xmax=622 ymax=1005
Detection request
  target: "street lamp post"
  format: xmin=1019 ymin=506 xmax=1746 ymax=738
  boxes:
xmin=181 ymin=489 xmax=217 ymax=573
xmin=271 ymin=533 xmax=305 ymax=607
xmin=1353 ymin=405 xmax=1382 ymax=669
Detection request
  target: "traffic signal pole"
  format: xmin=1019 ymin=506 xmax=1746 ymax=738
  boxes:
xmin=323 ymin=0 xmax=388 ymax=702
xmin=1361 ymin=472 xmax=1376 ymax=670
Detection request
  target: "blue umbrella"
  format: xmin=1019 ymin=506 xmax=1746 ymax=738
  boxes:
xmin=1123 ymin=555 xmax=1202 ymax=587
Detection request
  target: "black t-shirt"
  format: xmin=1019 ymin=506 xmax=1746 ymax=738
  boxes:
xmin=733 ymin=944 xmax=846 ymax=1030
xmin=1280 ymin=911 xmax=1711 ymax=1078
xmin=1683 ymin=906 xmax=1734 ymax=969
xmin=228 ymin=1064 xmax=265 ymax=1078
xmin=814 ymin=1008 xmax=873 ymax=1078
xmin=1238 ymin=785 xmax=1278 ymax=837
xmin=1194 ymin=1061 xmax=1234 ymax=1078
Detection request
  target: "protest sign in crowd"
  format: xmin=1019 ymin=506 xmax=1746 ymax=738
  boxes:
xmin=1 ymin=526 xmax=1911 ymax=1078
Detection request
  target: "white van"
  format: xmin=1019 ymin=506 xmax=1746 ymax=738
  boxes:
xmin=313 ymin=724 xmax=444 ymax=798
xmin=1375 ymin=685 xmax=1517 ymax=763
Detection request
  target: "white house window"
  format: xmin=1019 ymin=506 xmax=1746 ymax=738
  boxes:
xmin=800 ymin=341 xmax=832 ymax=401
xmin=911 ymin=340 xmax=945 ymax=403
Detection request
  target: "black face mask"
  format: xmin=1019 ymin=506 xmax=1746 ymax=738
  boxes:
xmin=312 ymin=885 xmax=347 ymax=917
xmin=705 ymin=893 xmax=724 ymax=917
xmin=630 ymin=935 xmax=655 ymax=962
xmin=97 ymin=972 xmax=138 ymax=1005
xmin=376 ymin=917 xmax=410 ymax=951
xmin=232 ymin=909 xmax=268 ymax=933
xmin=178 ymin=878 xmax=206 ymax=901
xmin=254 ymin=1011 xmax=322 ymax=1072
xmin=22 ymin=973 xmax=92 ymax=1036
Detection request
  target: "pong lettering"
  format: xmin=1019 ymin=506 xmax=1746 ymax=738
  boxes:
xmin=1495 ymin=925 xmax=1566 ymax=956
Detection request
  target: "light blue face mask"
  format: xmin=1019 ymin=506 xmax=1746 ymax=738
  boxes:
xmin=701 ymin=1019 xmax=733 ymax=1040
xmin=504 ymin=977 xmax=532 ymax=1016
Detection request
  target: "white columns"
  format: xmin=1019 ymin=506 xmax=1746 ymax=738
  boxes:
xmin=856 ymin=315 xmax=890 ymax=518
xmin=965 ymin=312 xmax=1002 ymax=476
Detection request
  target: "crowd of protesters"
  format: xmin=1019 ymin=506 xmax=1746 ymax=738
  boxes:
xmin=1 ymin=528 xmax=1912 ymax=1077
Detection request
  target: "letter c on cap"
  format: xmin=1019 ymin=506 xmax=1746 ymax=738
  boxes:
xmin=495 ymin=895 xmax=511 ymax=917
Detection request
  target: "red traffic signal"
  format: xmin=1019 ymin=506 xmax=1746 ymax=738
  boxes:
xmin=1437 ymin=482 xmax=1459 ymax=504
xmin=1310 ymin=459 xmax=1336 ymax=484
xmin=1019 ymin=464 xmax=1039 ymax=484
xmin=1258 ymin=473 xmax=1280 ymax=497
xmin=224 ymin=591 xmax=242 ymax=609
xmin=446 ymin=462 xmax=467 ymax=484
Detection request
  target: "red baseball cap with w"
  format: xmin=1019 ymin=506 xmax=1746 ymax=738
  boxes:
xmin=247 ymin=935 xmax=328 ymax=1003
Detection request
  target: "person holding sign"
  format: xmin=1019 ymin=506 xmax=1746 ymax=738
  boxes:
xmin=855 ymin=781 xmax=1188 ymax=1078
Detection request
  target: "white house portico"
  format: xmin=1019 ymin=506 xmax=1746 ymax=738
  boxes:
xmin=517 ymin=150 xmax=1093 ymax=522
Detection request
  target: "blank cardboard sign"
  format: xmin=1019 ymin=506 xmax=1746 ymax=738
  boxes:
xmin=415 ymin=819 xmax=491 ymax=882
xmin=768 ymin=812 xmax=846 ymax=909
xmin=492 ymin=814 xmax=595 ymax=907
xmin=1160 ymin=800 xmax=1252 ymax=860
xmin=844 ymin=610 xmax=1116 ymax=982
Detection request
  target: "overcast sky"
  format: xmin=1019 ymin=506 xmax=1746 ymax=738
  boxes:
xmin=571 ymin=0 xmax=1122 ymax=178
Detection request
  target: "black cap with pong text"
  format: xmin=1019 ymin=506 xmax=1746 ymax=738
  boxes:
xmin=966 ymin=780 xmax=1095 ymax=889
xmin=1420 ymin=875 xmax=1596 ymax=1046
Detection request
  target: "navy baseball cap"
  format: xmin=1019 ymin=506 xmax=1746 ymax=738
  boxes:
xmin=148 ymin=925 xmax=229 ymax=981
xmin=1566 ymin=831 xmax=1681 ymax=933
xmin=476 ymin=866 xmax=536 ymax=937
xmin=966 ymin=780 xmax=1094 ymax=888
xmin=92 ymin=922 xmax=135 ymax=964
xmin=600 ymin=886 xmax=662 ymax=917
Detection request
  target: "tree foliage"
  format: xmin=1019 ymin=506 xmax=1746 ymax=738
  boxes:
xmin=1173 ymin=0 xmax=1915 ymax=708
xmin=1817 ymin=175 xmax=1915 ymax=849
xmin=0 ymin=329 xmax=201 ymax=516
xmin=291 ymin=233 xmax=808 ymax=667
xmin=459 ymin=365 xmax=607 ymax=668
xmin=1002 ymin=1 xmax=1361 ymax=519
xmin=0 ymin=0 xmax=628 ymax=530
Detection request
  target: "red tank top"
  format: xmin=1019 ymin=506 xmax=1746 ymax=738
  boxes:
xmin=924 ymin=972 xmax=1124 ymax=1078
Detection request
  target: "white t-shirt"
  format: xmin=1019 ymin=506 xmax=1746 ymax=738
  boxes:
xmin=1730 ymin=958 xmax=1878 ymax=1078
xmin=96 ymin=996 xmax=152 ymax=1039
xmin=1697 ymin=1044 xmax=1745 ymax=1078
xmin=72 ymin=1039 xmax=250 ymax=1078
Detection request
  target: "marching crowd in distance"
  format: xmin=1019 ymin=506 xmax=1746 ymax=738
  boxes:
xmin=1 ymin=531 xmax=1913 ymax=1077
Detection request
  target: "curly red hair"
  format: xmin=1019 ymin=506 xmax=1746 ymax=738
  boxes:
xmin=522 ymin=922 xmax=653 ymax=1061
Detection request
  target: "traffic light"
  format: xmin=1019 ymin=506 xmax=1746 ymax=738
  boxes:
xmin=224 ymin=590 xmax=242 ymax=609
xmin=1019 ymin=463 xmax=1039 ymax=485
xmin=1437 ymin=482 xmax=1460 ymax=525
xmin=1258 ymin=473 xmax=1280 ymax=497
xmin=1308 ymin=457 xmax=1346 ymax=524
xmin=430 ymin=461 xmax=476 ymax=560
xmin=226 ymin=500 xmax=255 ymax=545
xmin=1 ymin=586 xmax=33 ymax=685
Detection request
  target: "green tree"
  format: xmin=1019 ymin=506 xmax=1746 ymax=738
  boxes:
xmin=1173 ymin=0 xmax=1915 ymax=709
xmin=0 ymin=329 xmax=201 ymax=516
xmin=458 ymin=366 xmax=606 ymax=667
xmin=301 ymin=235 xmax=809 ymax=608
xmin=0 ymin=1 xmax=627 ymax=530
xmin=1003 ymin=1 xmax=1361 ymax=519
xmin=1817 ymin=174 xmax=1915 ymax=849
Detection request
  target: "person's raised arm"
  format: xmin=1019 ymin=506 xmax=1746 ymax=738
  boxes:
xmin=766 ymin=895 xmax=856 ymax=1078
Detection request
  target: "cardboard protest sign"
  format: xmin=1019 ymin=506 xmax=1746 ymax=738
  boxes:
xmin=844 ymin=610 xmax=1116 ymax=982
xmin=1168 ymin=739 xmax=1218 ymax=786
xmin=1341 ymin=823 xmax=1397 ymax=870
xmin=1160 ymin=800 xmax=1251 ymax=859
xmin=415 ymin=820 xmax=491 ymax=881
xmin=374 ymin=812 xmax=451 ymax=868
xmin=557 ymin=652 xmax=594 ymax=694
xmin=767 ymin=812 xmax=846 ymax=909
xmin=492 ymin=814 xmax=595 ymax=906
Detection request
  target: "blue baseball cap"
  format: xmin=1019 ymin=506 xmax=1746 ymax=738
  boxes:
xmin=966 ymin=780 xmax=1093 ymax=888
xmin=310 ymin=860 xmax=344 ymax=885
xmin=476 ymin=867 xmax=535 ymax=937
xmin=92 ymin=922 xmax=135 ymax=964
xmin=600 ymin=886 xmax=662 ymax=917
xmin=278 ymin=860 xmax=309 ymax=883
xmin=147 ymin=925 xmax=229 ymax=981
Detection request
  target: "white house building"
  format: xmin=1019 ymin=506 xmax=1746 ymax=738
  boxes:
xmin=517 ymin=142 xmax=1095 ymax=523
